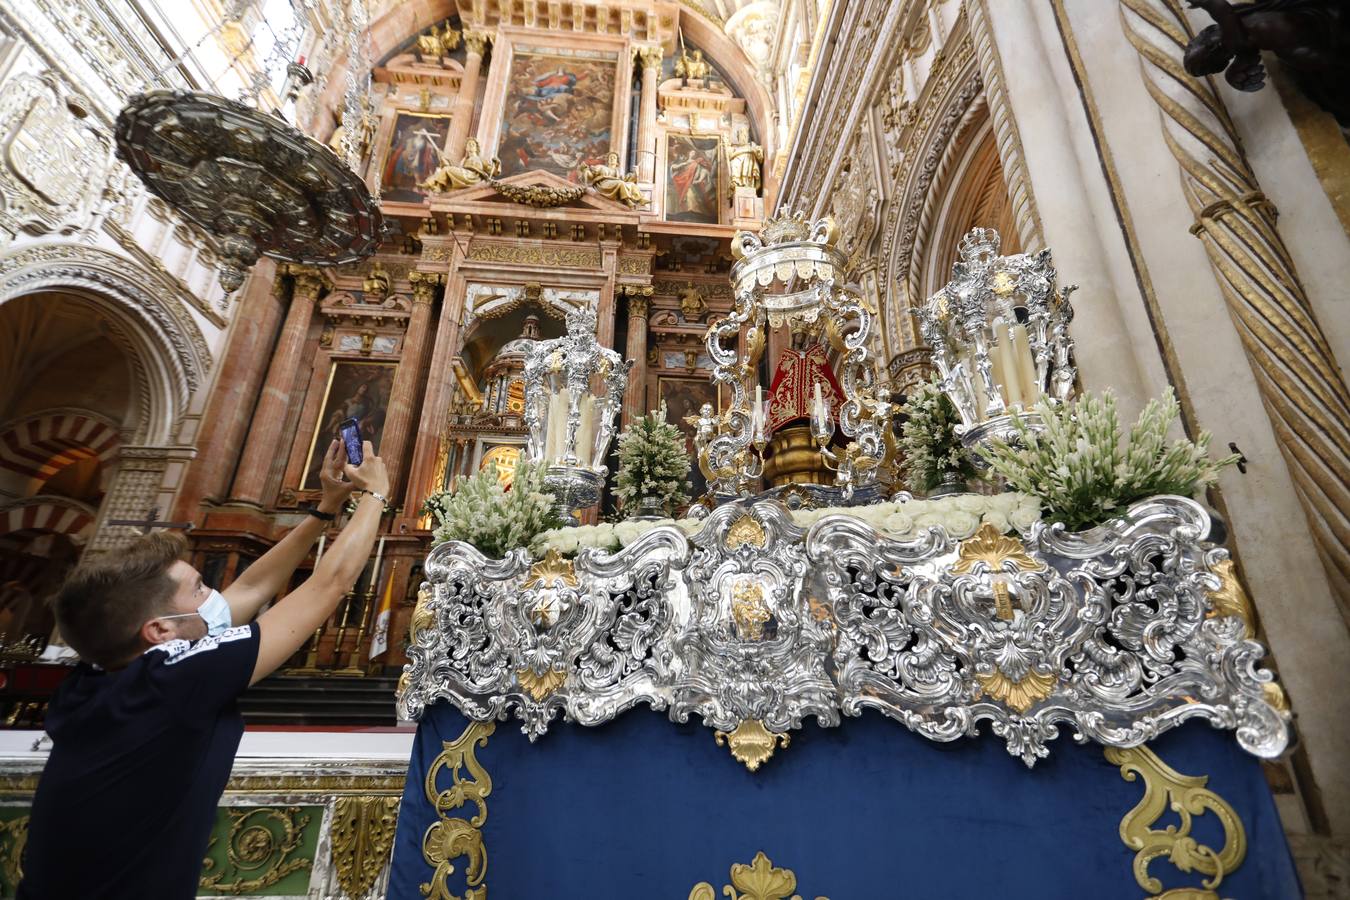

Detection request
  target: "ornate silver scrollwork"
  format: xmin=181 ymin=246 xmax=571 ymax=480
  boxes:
xmin=398 ymin=495 xmax=1288 ymax=767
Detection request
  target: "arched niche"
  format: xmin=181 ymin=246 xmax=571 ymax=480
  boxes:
xmin=917 ymin=110 xmax=1021 ymax=302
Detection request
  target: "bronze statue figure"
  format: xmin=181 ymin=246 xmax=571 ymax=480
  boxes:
xmin=1183 ymin=0 xmax=1350 ymax=126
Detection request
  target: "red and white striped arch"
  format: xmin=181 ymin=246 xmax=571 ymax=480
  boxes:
xmin=0 ymin=412 xmax=120 ymax=482
xmin=0 ymin=498 xmax=95 ymax=539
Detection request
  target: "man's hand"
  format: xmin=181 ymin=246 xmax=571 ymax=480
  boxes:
xmin=316 ymin=440 xmax=356 ymax=515
xmin=344 ymin=442 xmax=391 ymax=498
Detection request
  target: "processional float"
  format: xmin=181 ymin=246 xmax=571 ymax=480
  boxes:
xmin=387 ymin=214 xmax=1299 ymax=899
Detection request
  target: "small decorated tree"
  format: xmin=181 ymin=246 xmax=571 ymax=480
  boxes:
xmin=422 ymin=458 xmax=561 ymax=556
xmin=898 ymin=378 xmax=981 ymax=495
xmin=981 ymin=388 xmax=1239 ymax=531
xmin=614 ymin=403 xmax=692 ymax=518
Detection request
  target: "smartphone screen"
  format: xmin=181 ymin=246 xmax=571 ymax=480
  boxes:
xmin=338 ymin=417 xmax=363 ymax=466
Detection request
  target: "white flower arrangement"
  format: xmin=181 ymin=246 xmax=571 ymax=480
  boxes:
xmin=898 ymin=378 xmax=981 ymax=493
xmin=529 ymin=492 xmax=1042 ymax=557
xmin=981 ymin=388 xmax=1238 ymax=531
xmin=423 ymin=458 xmax=561 ymax=557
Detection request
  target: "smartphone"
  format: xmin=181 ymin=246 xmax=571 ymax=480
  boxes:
xmin=338 ymin=417 xmax=363 ymax=466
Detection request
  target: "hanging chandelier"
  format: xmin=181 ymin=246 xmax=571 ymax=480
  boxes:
xmin=113 ymin=0 xmax=383 ymax=294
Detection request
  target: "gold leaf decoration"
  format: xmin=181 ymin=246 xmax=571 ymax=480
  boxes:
xmin=687 ymin=851 xmax=830 ymax=900
xmin=523 ymin=548 xmax=580 ymax=589
xmin=330 ymin=796 xmax=399 ymax=899
xmin=0 ymin=816 xmax=26 ymax=894
xmin=726 ymin=514 xmax=767 ymax=550
xmin=198 ymin=807 xmax=313 ymax=894
xmin=975 ymin=669 xmax=1057 ymax=713
xmin=952 ymin=523 xmax=1041 ymax=574
xmin=714 ymin=719 xmax=790 ymax=772
xmin=1105 ymin=744 xmax=1247 ymax=899
xmin=731 ymin=579 xmax=771 ymax=641
xmin=516 ymin=667 xmax=567 ymax=701
xmin=422 ymin=721 xmax=495 ymax=900
xmin=1204 ymin=559 xmax=1255 ymax=639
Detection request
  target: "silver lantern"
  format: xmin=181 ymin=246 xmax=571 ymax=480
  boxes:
xmin=522 ymin=306 xmax=630 ymax=525
xmin=916 ymin=228 xmax=1077 ymax=453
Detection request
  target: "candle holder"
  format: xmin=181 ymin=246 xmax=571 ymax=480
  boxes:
xmin=522 ymin=306 xmax=630 ymax=525
xmin=916 ymin=228 xmax=1078 ymax=457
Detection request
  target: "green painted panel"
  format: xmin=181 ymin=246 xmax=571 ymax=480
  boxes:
xmin=197 ymin=804 xmax=323 ymax=897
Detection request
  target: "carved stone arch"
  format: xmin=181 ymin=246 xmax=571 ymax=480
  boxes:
xmin=0 ymin=245 xmax=211 ymax=444
xmin=881 ymin=64 xmax=983 ymax=353
xmin=918 ymin=111 xmax=1021 ymax=302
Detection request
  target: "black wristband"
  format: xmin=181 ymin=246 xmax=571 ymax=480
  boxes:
xmin=306 ymin=506 xmax=336 ymax=522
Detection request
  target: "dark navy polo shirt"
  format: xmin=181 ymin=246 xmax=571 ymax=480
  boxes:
xmin=18 ymin=623 xmax=260 ymax=900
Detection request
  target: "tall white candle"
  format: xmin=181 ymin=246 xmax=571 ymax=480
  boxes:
xmin=576 ymin=395 xmax=596 ymax=466
xmin=369 ymin=535 xmax=386 ymax=589
xmin=315 ymin=533 xmax=326 ymax=564
xmin=991 ymin=321 xmax=1024 ymax=409
xmin=1010 ymin=324 xmax=1039 ymax=402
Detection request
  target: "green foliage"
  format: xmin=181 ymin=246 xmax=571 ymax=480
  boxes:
xmin=614 ymin=403 xmax=692 ymax=517
xmin=898 ymin=378 xmax=981 ymax=493
xmin=981 ymin=388 xmax=1239 ymax=531
xmin=422 ymin=458 xmax=561 ymax=557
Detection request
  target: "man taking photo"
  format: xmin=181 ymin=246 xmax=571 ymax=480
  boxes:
xmin=18 ymin=440 xmax=390 ymax=900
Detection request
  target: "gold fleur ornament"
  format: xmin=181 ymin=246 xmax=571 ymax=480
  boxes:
xmin=952 ymin=523 xmax=1041 ymax=621
xmin=688 ymin=851 xmax=829 ymax=900
xmin=523 ymin=549 xmax=579 ymax=589
xmin=726 ymin=514 xmax=768 ymax=549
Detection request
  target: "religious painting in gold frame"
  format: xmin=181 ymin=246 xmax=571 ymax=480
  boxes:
xmin=665 ymin=133 xmax=722 ymax=224
xmin=497 ymin=47 xmax=618 ymax=182
xmin=379 ymin=112 xmax=452 ymax=202
xmin=300 ymin=360 xmax=398 ymax=491
xmin=657 ymin=375 xmax=716 ymax=498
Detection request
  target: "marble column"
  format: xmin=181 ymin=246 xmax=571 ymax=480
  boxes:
xmin=398 ymin=242 xmax=465 ymax=531
xmin=230 ymin=267 xmax=326 ymax=506
xmin=633 ymin=46 xmax=663 ymax=182
xmin=172 ymin=259 xmax=284 ymax=522
xmin=446 ymin=31 xmax=491 ymax=163
xmin=378 ymin=272 xmax=441 ymax=500
xmin=621 ymin=289 xmax=651 ymax=426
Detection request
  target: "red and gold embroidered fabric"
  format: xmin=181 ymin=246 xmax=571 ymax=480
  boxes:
xmin=766 ymin=343 xmax=844 ymax=433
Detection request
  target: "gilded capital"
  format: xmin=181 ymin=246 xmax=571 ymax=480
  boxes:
xmin=463 ymin=30 xmax=493 ymax=57
xmin=634 ymin=45 xmax=664 ymax=71
xmin=628 ymin=295 xmax=649 ymax=318
xmin=409 ymin=271 xmax=443 ymax=304
xmin=286 ymin=265 xmax=326 ymax=302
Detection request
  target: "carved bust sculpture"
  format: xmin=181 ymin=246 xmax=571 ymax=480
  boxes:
xmin=422 ymin=138 xmax=501 ymax=192
xmin=1183 ymin=0 xmax=1350 ymax=125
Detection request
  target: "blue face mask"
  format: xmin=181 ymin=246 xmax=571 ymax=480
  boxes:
xmin=160 ymin=589 xmax=233 ymax=637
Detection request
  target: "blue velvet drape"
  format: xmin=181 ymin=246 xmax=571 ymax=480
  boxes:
xmin=390 ymin=705 xmax=1300 ymax=899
